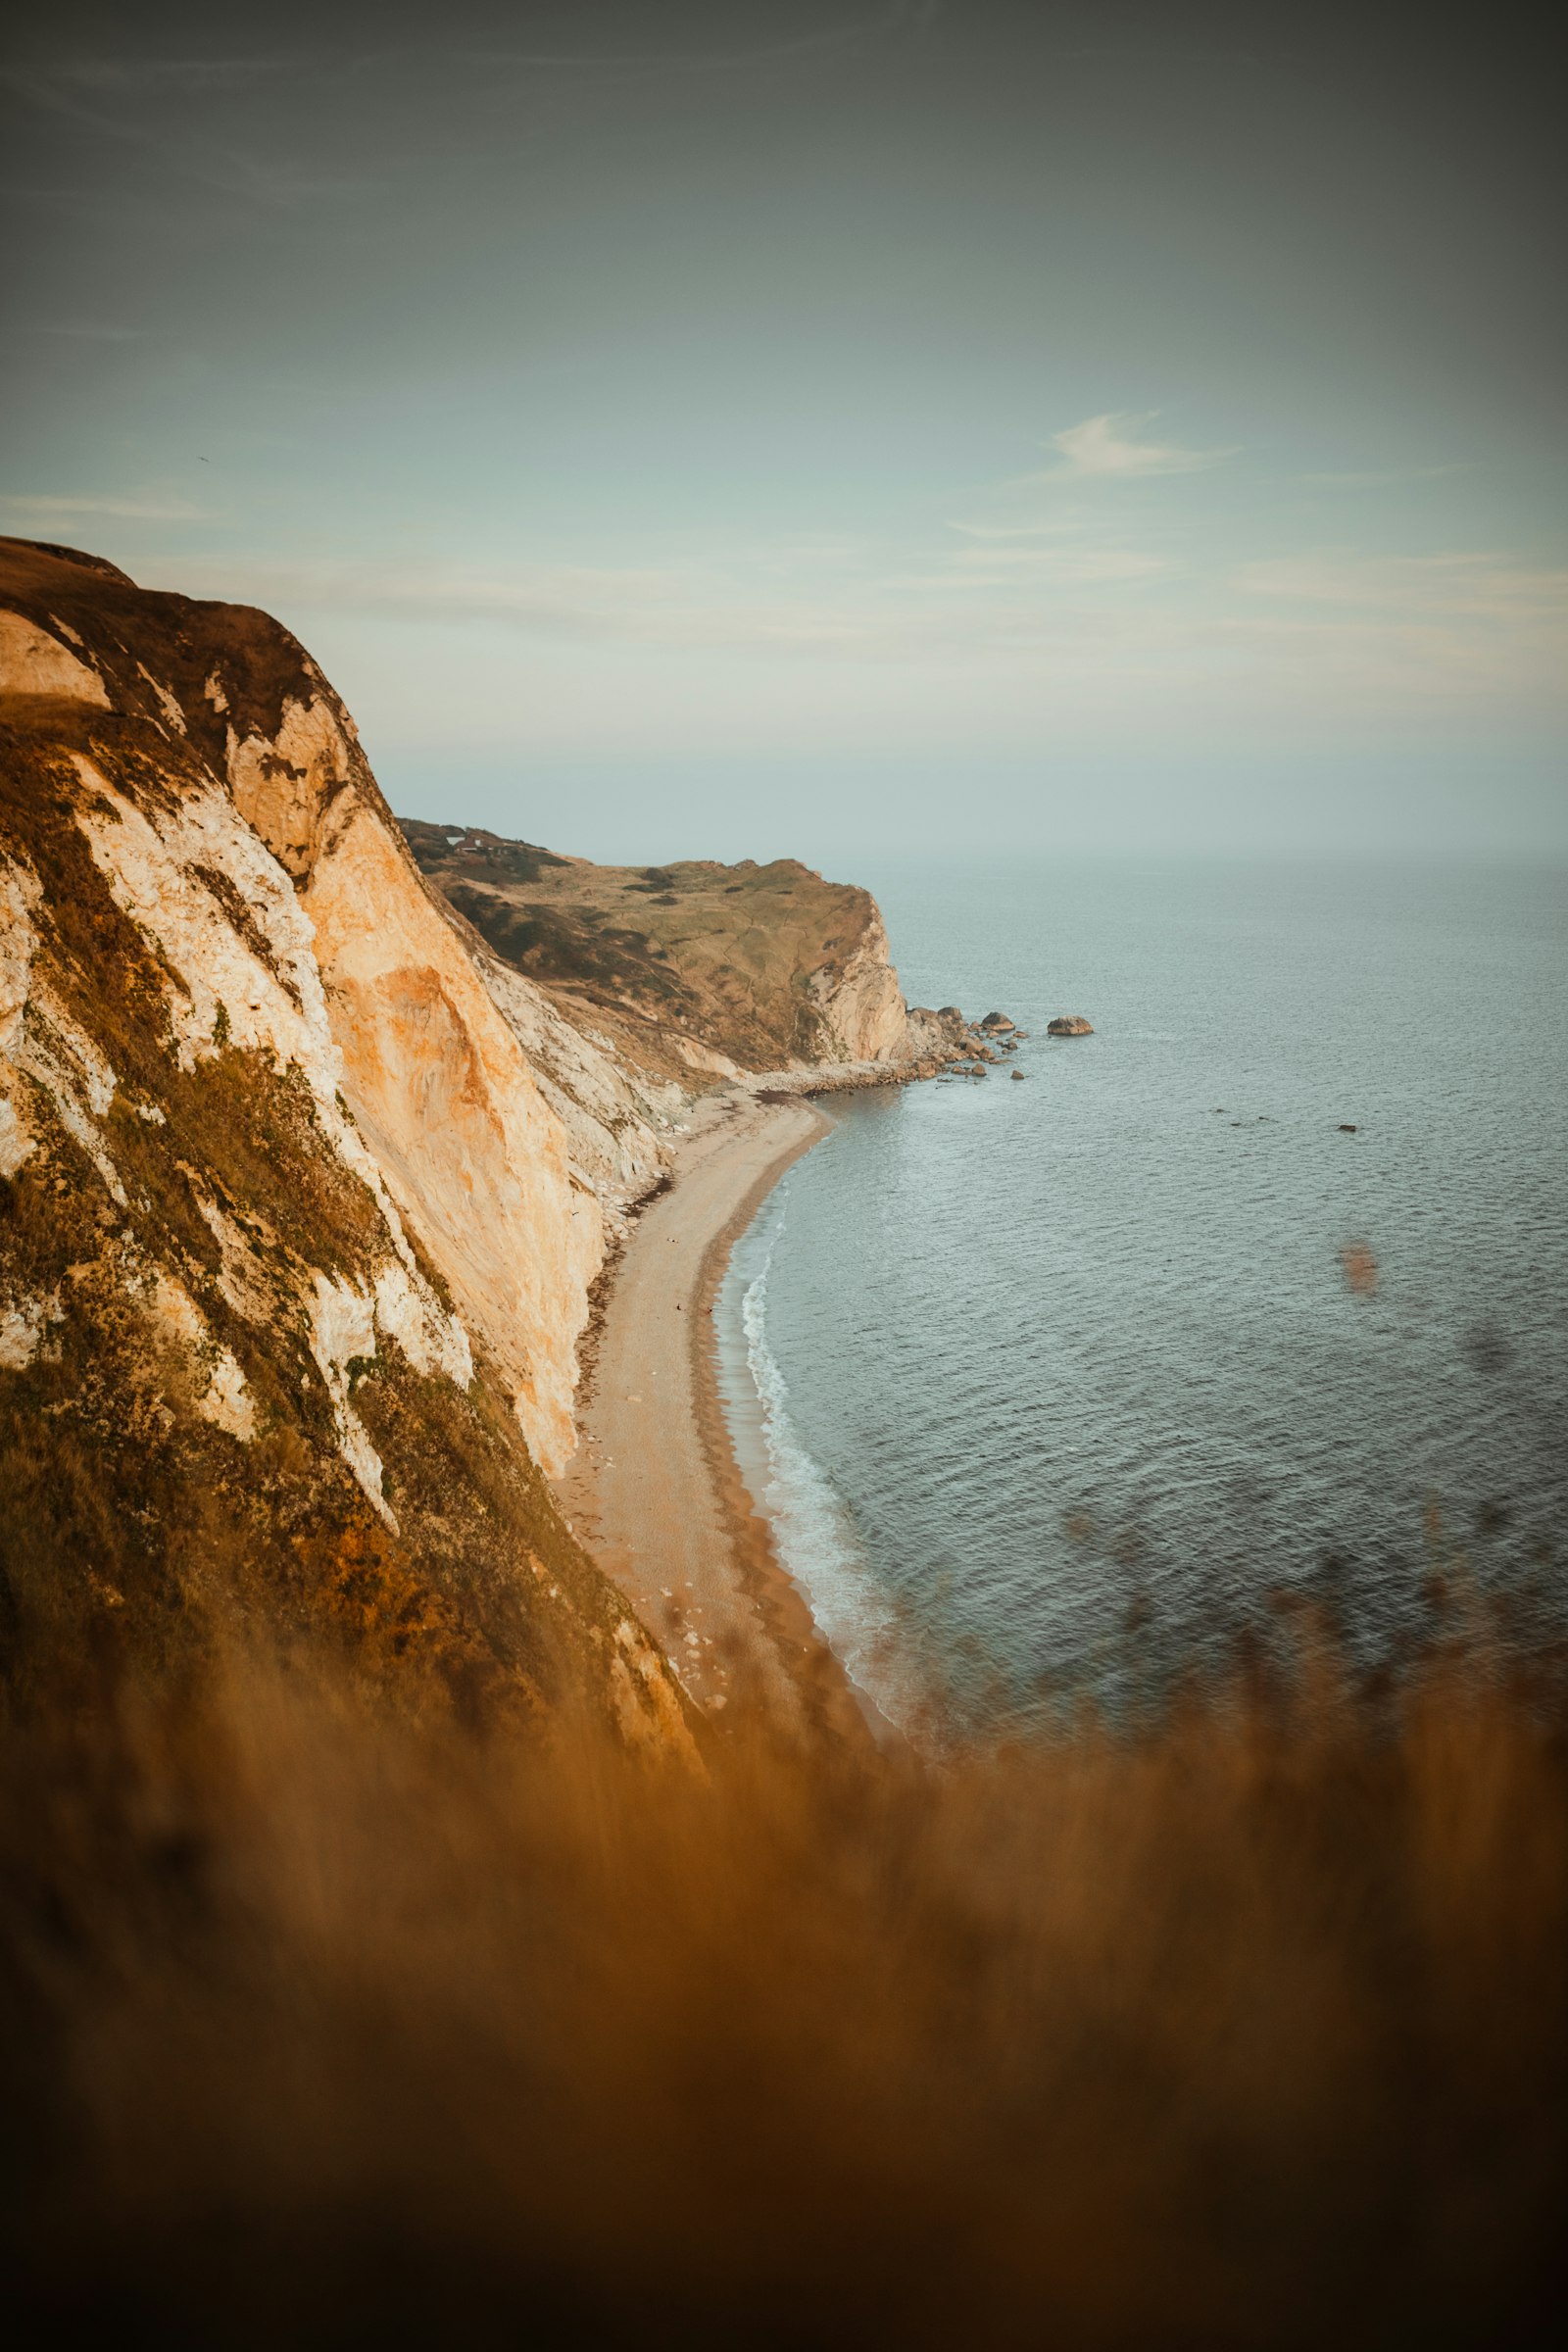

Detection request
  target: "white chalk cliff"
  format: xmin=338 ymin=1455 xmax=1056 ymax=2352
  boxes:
xmin=0 ymin=538 xmax=942 ymax=1495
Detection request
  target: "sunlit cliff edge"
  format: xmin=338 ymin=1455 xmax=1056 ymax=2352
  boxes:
xmin=0 ymin=538 xmax=974 ymax=1733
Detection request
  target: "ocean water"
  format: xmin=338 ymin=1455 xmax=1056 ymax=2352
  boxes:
xmin=715 ymin=858 xmax=1568 ymax=1741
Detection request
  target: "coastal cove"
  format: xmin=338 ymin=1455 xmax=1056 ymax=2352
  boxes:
xmin=710 ymin=856 xmax=1568 ymax=1743
xmin=555 ymin=854 xmax=1568 ymax=1754
xmin=6 ymin=13 xmax=1566 ymax=2330
xmin=3 ymin=544 xmax=1563 ymax=1763
xmin=0 ymin=536 xmax=1011 ymax=1754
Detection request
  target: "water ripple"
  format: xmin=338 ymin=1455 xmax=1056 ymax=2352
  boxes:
xmin=720 ymin=859 xmax=1568 ymax=1738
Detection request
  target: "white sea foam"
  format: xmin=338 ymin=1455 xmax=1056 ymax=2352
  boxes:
xmin=730 ymin=1191 xmax=913 ymax=1730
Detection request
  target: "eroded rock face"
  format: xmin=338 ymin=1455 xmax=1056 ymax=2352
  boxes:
xmin=0 ymin=539 xmax=604 ymax=1478
xmin=906 ymin=1004 xmax=976 ymax=1059
xmin=259 ymin=750 xmax=599 ymax=1477
xmin=0 ymin=535 xmax=691 ymax=1748
xmin=472 ymin=947 xmax=683 ymax=1204
xmin=0 ymin=610 xmax=111 ymax=707
xmin=807 ymin=895 xmax=912 ymax=1061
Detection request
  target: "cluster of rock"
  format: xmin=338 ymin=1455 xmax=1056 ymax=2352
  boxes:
xmin=917 ymin=1007 xmax=1032 ymax=1081
xmin=768 ymin=1004 xmax=1030 ymax=1095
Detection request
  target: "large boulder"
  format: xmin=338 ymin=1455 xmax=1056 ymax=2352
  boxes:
xmin=1047 ymin=1015 xmax=1094 ymax=1037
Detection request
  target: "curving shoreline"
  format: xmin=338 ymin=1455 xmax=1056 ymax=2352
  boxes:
xmin=551 ymin=1084 xmax=888 ymax=1749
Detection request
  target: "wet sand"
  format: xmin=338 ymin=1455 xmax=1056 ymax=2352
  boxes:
xmin=553 ymin=1087 xmax=877 ymax=1746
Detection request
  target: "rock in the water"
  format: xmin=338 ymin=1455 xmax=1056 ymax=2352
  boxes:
xmin=1339 ymin=1123 xmax=1358 ymax=1133
xmin=1047 ymin=1015 xmax=1094 ymax=1037
xmin=979 ymin=1010 xmax=1015 ymax=1032
xmin=1010 ymin=1068 xmax=1026 ymax=1080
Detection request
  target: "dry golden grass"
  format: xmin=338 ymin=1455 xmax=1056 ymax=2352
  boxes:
xmin=3 ymin=1623 xmax=1564 ymax=2347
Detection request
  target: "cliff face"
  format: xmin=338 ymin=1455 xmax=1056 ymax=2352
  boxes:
xmin=402 ymin=823 xmax=917 ymax=1076
xmin=805 ymin=893 xmax=914 ymax=1063
xmin=0 ymin=535 xmax=958 ymax=1733
xmin=0 ymin=540 xmax=609 ymax=1478
xmin=0 ymin=538 xmax=687 ymax=1742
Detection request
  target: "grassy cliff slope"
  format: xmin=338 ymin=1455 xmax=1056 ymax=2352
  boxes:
xmin=403 ymin=819 xmax=916 ymax=1076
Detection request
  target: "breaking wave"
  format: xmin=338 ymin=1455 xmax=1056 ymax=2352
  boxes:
xmin=722 ymin=1185 xmax=914 ymax=1732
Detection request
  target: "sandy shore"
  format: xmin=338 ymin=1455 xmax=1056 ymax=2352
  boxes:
xmin=552 ymin=1085 xmax=878 ymax=1746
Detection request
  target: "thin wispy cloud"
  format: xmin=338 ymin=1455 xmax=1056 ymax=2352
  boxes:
xmin=1238 ymin=551 xmax=1568 ymax=623
xmin=0 ymin=53 xmax=295 ymax=129
xmin=173 ymin=556 xmax=878 ymax=654
xmin=1301 ymin=465 xmax=1470 ymax=489
xmin=941 ymin=543 xmax=1170 ymax=589
xmin=939 ymin=495 xmax=1175 ymax=591
xmin=29 ymin=320 xmax=146 ymax=340
xmin=463 ymin=1 xmax=941 ymax=77
xmin=147 ymin=546 xmax=1151 ymax=662
xmin=143 ymin=528 xmax=1565 ymax=715
xmin=946 ymin=516 xmax=1089 ymax=542
xmin=49 ymin=57 xmax=293 ymax=93
xmin=0 ymin=56 xmax=362 ymax=209
xmin=1049 ymin=412 xmax=1231 ymax=479
xmin=1 ymin=493 xmax=213 ymax=522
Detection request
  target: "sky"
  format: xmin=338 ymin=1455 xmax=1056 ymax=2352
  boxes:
xmin=2 ymin=0 xmax=1564 ymax=864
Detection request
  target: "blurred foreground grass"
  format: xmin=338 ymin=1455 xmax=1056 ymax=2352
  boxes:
xmin=3 ymin=1622 xmax=1565 ymax=2348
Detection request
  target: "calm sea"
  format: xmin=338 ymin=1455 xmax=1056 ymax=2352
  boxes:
xmin=714 ymin=858 xmax=1568 ymax=1742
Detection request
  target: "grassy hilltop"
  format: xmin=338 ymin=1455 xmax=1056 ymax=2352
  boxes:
xmin=403 ymin=819 xmax=905 ymax=1074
